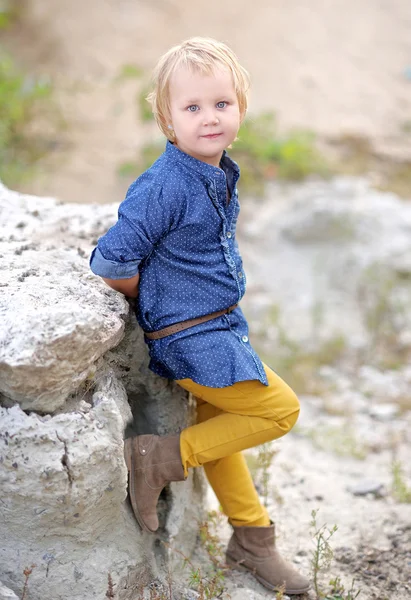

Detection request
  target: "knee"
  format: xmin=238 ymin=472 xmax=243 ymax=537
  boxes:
xmin=277 ymin=388 xmax=300 ymax=435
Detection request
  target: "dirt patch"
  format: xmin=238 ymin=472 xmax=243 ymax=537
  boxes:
xmin=334 ymin=526 xmax=411 ymax=599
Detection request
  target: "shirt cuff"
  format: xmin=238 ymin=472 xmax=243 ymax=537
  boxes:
xmin=89 ymin=247 xmax=141 ymax=279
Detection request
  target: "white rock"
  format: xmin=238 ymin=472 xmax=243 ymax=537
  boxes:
xmin=0 ymin=181 xmax=130 ymax=412
xmin=0 ymin=398 xmax=147 ymax=600
xmin=0 ymin=246 xmax=128 ymax=412
xmin=0 ymin=582 xmax=19 ymax=600
xmin=0 ymin=182 xmax=205 ymax=600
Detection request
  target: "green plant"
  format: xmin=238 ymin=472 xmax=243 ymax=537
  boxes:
xmin=230 ymin=112 xmax=329 ymax=192
xmin=310 ymin=510 xmax=361 ymax=600
xmin=168 ymin=544 xmax=227 ymax=600
xmin=257 ymin=442 xmax=279 ymax=507
xmin=275 ymin=583 xmax=286 ymax=599
xmin=165 ymin=513 xmax=229 ymax=600
xmin=391 ymin=459 xmax=411 ymax=503
xmin=0 ymin=51 xmax=53 ymax=186
xmin=310 ymin=509 xmax=338 ymax=599
xmin=197 ymin=511 xmax=229 ymax=599
xmin=325 ymin=576 xmax=360 ymax=600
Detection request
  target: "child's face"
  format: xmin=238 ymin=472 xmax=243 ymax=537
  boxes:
xmin=168 ymin=65 xmax=241 ymax=167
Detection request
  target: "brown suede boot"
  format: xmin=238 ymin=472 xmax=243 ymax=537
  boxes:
xmin=226 ymin=523 xmax=310 ymax=595
xmin=124 ymin=434 xmax=185 ymax=533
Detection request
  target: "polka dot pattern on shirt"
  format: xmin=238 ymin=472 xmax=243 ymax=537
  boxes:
xmin=90 ymin=141 xmax=268 ymax=388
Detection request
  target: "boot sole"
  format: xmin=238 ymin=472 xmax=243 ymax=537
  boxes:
xmin=226 ymin=554 xmax=310 ymax=596
xmin=124 ymin=438 xmax=157 ymax=534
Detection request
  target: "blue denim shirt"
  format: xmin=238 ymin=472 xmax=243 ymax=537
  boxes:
xmin=90 ymin=141 xmax=268 ymax=387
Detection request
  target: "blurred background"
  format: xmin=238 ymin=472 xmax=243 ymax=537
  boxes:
xmin=1 ymin=0 xmax=410 ymax=204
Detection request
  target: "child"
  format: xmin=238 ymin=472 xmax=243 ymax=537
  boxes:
xmin=90 ymin=37 xmax=309 ymax=596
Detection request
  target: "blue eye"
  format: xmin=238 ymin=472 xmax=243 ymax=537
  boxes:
xmin=216 ymin=101 xmax=227 ymax=109
xmin=187 ymin=105 xmax=199 ymax=112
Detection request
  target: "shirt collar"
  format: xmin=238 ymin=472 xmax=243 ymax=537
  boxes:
xmin=165 ymin=140 xmax=240 ymax=181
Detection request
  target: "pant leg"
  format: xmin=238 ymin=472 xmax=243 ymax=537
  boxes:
xmin=196 ymin=397 xmax=270 ymax=527
xmin=177 ymin=363 xmax=300 ymax=476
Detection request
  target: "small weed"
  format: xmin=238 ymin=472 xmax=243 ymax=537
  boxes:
xmin=275 ymin=583 xmax=286 ymax=599
xmin=197 ymin=511 xmax=229 ymax=599
xmin=325 ymin=576 xmax=360 ymax=600
xmin=391 ymin=459 xmax=411 ymax=503
xmin=105 ymin=572 xmax=115 ymax=598
xmin=310 ymin=510 xmax=361 ymax=600
xmin=257 ymin=442 xmax=279 ymax=507
xmin=167 ymin=540 xmax=228 ymax=600
xmin=310 ymin=509 xmax=338 ymax=599
xmin=165 ymin=512 xmax=230 ymax=600
xmin=21 ymin=563 xmax=36 ymax=600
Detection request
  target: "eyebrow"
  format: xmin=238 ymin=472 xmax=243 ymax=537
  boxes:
xmin=183 ymin=96 xmax=232 ymax=104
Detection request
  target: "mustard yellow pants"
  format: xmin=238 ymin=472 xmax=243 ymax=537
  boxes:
xmin=176 ymin=363 xmax=300 ymax=527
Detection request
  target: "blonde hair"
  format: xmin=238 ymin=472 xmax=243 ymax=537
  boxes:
xmin=147 ymin=37 xmax=250 ymax=141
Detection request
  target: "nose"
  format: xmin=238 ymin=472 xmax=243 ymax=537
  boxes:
xmin=203 ymin=110 xmax=219 ymax=126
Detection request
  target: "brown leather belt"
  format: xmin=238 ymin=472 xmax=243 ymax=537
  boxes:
xmin=144 ymin=304 xmax=238 ymax=340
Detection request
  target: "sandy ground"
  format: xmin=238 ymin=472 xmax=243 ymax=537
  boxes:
xmin=3 ymin=0 xmax=411 ymax=204
xmin=198 ymin=391 xmax=411 ymax=600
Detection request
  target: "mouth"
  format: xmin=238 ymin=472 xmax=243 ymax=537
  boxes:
xmin=201 ymin=133 xmax=223 ymax=139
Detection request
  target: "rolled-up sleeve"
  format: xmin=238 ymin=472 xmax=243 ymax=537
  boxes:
xmin=90 ymin=179 xmax=171 ymax=279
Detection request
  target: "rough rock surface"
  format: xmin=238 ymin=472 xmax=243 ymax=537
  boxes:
xmin=0 ymin=181 xmax=126 ymax=412
xmin=0 ymin=582 xmax=19 ymax=600
xmin=0 ymin=182 xmax=205 ymax=600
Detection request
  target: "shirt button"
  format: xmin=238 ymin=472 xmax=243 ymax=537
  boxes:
xmin=242 ymin=335 xmax=249 ymax=343
xmin=238 ymin=271 xmax=243 ymax=278
xmin=227 ymin=232 xmax=232 ymax=238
